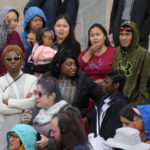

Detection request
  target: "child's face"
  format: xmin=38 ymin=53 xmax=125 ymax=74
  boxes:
xmin=5 ymin=11 xmax=18 ymax=32
xmin=43 ymin=31 xmax=53 ymax=47
xmin=29 ymin=16 xmax=43 ymax=32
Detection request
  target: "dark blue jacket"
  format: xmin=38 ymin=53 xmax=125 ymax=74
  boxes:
xmin=24 ymin=0 xmax=79 ymax=29
xmin=19 ymin=7 xmax=47 ymax=73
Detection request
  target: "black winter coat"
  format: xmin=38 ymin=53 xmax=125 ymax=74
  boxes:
xmin=89 ymin=91 xmax=128 ymax=140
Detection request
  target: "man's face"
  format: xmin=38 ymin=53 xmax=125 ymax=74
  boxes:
xmin=50 ymin=117 xmax=61 ymax=142
xmin=102 ymin=76 xmax=114 ymax=94
xmin=119 ymin=30 xmax=132 ymax=48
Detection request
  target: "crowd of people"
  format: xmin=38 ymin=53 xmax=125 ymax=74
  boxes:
xmin=0 ymin=0 xmax=150 ymax=150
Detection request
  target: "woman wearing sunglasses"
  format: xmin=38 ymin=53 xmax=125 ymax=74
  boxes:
xmin=23 ymin=76 xmax=67 ymax=150
xmin=112 ymin=21 xmax=150 ymax=105
xmin=0 ymin=45 xmax=37 ymax=149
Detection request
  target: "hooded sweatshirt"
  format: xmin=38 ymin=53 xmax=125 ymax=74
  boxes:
xmin=0 ymin=6 xmax=25 ymax=76
xmin=137 ymin=105 xmax=150 ymax=141
xmin=19 ymin=7 xmax=47 ymax=73
xmin=7 ymin=124 xmax=37 ymax=150
xmin=112 ymin=21 xmax=150 ymax=104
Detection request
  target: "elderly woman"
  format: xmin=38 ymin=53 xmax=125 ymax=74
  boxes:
xmin=0 ymin=45 xmax=37 ymax=149
xmin=23 ymin=77 xmax=67 ymax=150
xmin=7 ymin=124 xmax=37 ymax=150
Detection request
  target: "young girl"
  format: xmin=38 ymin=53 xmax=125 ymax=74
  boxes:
xmin=20 ymin=6 xmax=47 ymax=73
xmin=28 ymin=28 xmax=57 ymax=77
xmin=0 ymin=6 xmax=25 ymax=76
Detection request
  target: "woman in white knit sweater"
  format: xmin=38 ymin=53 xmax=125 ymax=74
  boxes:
xmin=0 ymin=45 xmax=37 ymax=150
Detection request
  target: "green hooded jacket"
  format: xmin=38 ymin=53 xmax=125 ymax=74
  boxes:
xmin=112 ymin=21 xmax=150 ymax=104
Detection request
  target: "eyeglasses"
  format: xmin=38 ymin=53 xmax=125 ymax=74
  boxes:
xmin=9 ymin=133 xmax=20 ymax=140
xmin=5 ymin=56 xmax=21 ymax=61
xmin=33 ymin=90 xmax=46 ymax=97
xmin=120 ymin=26 xmax=132 ymax=32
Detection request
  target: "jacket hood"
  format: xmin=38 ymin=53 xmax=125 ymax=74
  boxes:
xmin=137 ymin=105 xmax=150 ymax=140
xmin=119 ymin=21 xmax=139 ymax=55
xmin=7 ymin=124 xmax=37 ymax=150
xmin=0 ymin=6 xmax=13 ymax=26
xmin=24 ymin=6 xmax=47 ymax=34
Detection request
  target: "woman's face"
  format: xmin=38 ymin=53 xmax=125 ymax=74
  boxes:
xmin=29 ymin=16 xmax=43 ymax=32
xmin=120 ymin=116 xmax=133 ymax=127
xmin=89 ymin=27 xmax=106 ymax=47
xmin=43 ymin=31 xmax=53 ymax=47
xmin=60 ymin=58 xmax=77 ymax=77
xmin=54 ymin=18 xmax=70 ymax=43
xmin=34 ymin=84 xmax=55 ymax=109
xmin=4 ymin=51 xmax=22 ymax=74
xmin=9 ymin=132 xmax=21 ymax=150
xmin=5 ymin=11 xmax=18 ymax=32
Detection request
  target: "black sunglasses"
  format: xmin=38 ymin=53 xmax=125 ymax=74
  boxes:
xmin=33 ymin=90 xmax=46 ymax=98
xmin=5 ymin=56 xmax=21 ymax=61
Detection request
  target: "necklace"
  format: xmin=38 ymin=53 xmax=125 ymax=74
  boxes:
xmin=94 ymin=46 xmax=107 ymax=56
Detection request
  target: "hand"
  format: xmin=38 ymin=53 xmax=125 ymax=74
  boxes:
xmin=88 ymin=44 xmax=101 ymax=55
xmin=4 ymin=16 xmax=11 ymax=25
xmin=82 ymin=117 xmax=89 ymax=127
xmin=94 ymin=79 xmax=104 ymax=87
xmin=36 ymin=135 xmax=48 ymax=148
xmin=27 ymin=33 xmax=36 ymax=47
xmin=21 ymin=109 xmax=32 ymax=124
xmin=3 ymin=99 xmax=8 ymax=105
xmin=109 ymin=33 xmax=114 ymax=45
xmin=26 ymin=92 xmax=33 ymax=98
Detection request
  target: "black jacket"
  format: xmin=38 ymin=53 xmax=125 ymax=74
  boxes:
xmin=109 ymin=0 xmax=150 ymax=48
xmin=72 ymin=70 xmax=104 ymax=117
xmin=89 ymin=91 xmax=128 ymax=140
xmin=45 ymin=69 xmax=104 ymax=117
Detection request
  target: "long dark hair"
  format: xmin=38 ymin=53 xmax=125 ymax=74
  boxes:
xmin=49 ymin=48 xmax=78 ymax=78
xmin=87 ymin=23 xmax=112 ymax=49
xmin=53 ymin=14 xmax=76 ymax=44
xmin=52 ymin=112 xmax=87 ymax=150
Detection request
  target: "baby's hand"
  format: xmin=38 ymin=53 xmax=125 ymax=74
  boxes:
xmin=27 ymin=33 xmax=36 ymax=47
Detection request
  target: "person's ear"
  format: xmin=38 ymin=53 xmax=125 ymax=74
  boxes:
xmin=49 ymin=92 xmax=56 ymax=99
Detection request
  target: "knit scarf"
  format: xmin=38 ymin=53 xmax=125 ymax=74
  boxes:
xmin=33 ymin=100 xmax=67 ymax=125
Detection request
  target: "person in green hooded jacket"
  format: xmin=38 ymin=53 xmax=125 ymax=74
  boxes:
xmin=112 ymin=21 xmax=150 ymax=105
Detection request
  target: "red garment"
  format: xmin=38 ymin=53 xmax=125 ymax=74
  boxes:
xmin=78 ymin=47 xmax=115 ymax=81
xmin=0 ymin=30 xmax=25 ymax=76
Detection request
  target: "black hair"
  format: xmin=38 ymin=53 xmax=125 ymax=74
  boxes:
xmin=87 ymin=23 xmax=112 ymax=49
xmin=119 ymin=103 xmax=136 ymax=121
xmin=8 ymin=9 xmax=19 ymax=20
xmin=49 ymin=48 xmax=78 ymax=78
xmin=36 ymin=27 xmax=51 ymax=45
xmin=106 ymin=70 xmax=126 ymax=91
xmin=53 ymin=14 xmax=76 ymax=44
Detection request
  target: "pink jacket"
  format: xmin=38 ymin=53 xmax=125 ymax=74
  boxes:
xmin=28 ymin=43 xmax=57 ymax=65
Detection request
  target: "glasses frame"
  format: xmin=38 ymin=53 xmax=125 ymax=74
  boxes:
xmin=5 ymin=56 xmax=21 ymax=62
xmin=33 ymin=90 xmax=46 ymax=98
